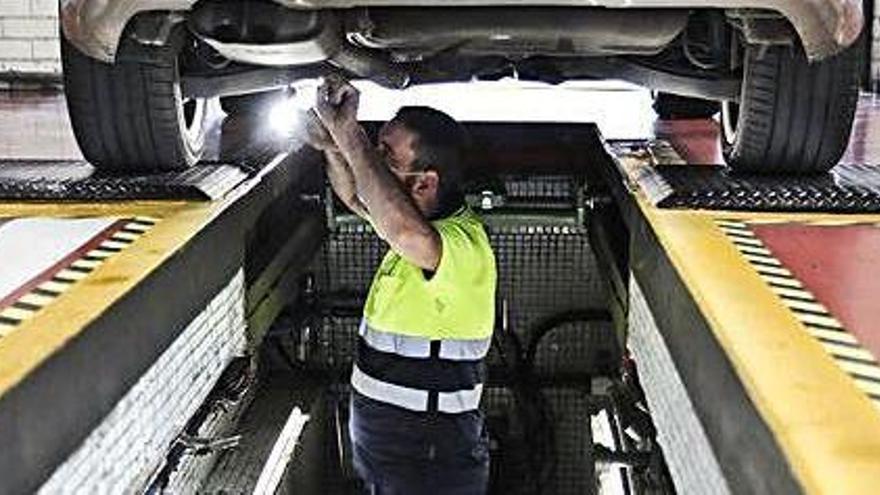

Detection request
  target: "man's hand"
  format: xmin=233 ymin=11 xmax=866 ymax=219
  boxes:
xmin=315 ymin=75 xmax=360 ymax=136
xmin=300 ymin=108 xmax=337 ymax=151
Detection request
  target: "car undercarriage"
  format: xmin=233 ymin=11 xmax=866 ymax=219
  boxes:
xmin=59 ymin=2 xmax=865 ymax=172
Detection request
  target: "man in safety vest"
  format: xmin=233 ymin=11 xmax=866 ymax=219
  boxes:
xmin=305 ymin=76 xmax=496 ymax=494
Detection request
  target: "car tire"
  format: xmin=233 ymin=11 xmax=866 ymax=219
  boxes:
xmin=220 ymin=89 xmax=290 ymax=116
xmin=61 ymin=33 xmax=209 ymax=173
xmin=652 ymin=92 xmax=720 ymax=120
xmin=722 ymin=42 xmax=860 ymax=174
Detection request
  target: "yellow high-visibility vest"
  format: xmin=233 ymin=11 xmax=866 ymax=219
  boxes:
xmin=363 ymin=206 xmax=496 ymax=341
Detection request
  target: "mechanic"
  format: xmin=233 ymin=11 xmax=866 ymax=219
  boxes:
xmin=304 ymin=76 xmax=496 ymax=494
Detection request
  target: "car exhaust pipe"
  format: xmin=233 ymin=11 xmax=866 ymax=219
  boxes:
xmin=188 ymin=0 xmax=409 ymax=89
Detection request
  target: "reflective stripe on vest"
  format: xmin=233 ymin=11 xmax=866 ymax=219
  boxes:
xmin=359 ymin=320 xmax=491 ymax=361
xmin=355 ymin=336 xmax=483 ymax=392
xmin=353 ymin=319 xmax=490 ymax=413
xmin=351 ymin=365 xmax=483 ymax=414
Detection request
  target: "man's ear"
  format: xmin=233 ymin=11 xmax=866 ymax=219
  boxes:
xmin=413 ymin=170 xmax=440 ymax=196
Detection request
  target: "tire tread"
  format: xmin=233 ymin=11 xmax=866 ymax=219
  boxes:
xmin=61 ymin=36 xmax=204 ymax=172
xmin=725 ymin=40 xmax=861 ymax=174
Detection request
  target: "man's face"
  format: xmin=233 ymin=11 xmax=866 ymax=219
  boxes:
xmin=377 ymin=121 xmax=440 ymax=216
xmin=377 ymin=122 xmax=419 ymax=187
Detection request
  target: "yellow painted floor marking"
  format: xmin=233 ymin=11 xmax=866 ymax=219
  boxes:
xmin=0 ymin=307 xmax=33 ymax=321
xmin=18 ymin=293 xmax=55 ymax=307
xmin=742 ymin=253 xmax=783 ymax=266
xmin=0 ymin=323 xmax=17 ymax=338
xmin=769 ymin=286 xmax=812 ymax=300
xmin=752 ymin=265 xmax=794 ymax=277
xmin=54 ymin=269 xmax=88 ymax=282
xmin=37 ymin=281 xmax=70 ymax=293
xmin=715 ymin=220 xmax=749 ymax=229
xmin=793 ymin=312 xmax=845 ymax=329
xmin=629 ymin=199 xmax=880 ymax=495
xmin=782 ymin=299 xmax=832 ymax=315
xmin=111 ymin=231 xmax=141 ymax=242
xmin=70 ymin=259 xmax=102 ymax=270
xmin=808 ymin=327 xmax=859 ymax=345
xmin=133 ymin=215 xmax=161 ymax=224
xmin=760 ymin=275 xmax=804 ymax=289
xmin=724 ymin=235 xmax=764 ymax=247
xmin=838 ymin=361 xmax=880 ymax=381
xmin=0 ymin=186 xmax=252 ymax=407
xmin=0 ymin=215 xmax=159 ymax=351
xmin=825 ymin=344 xmax=878 ymax=362
xmin=85 ymin=249 xmax=114 ymax=259
xmin=99 ymin=240 xmax=131 ymax=250
xmin=736 ymin=245 xmax=774 ymax=256
xmin=853 ymin=379 xmax=880 ymax=397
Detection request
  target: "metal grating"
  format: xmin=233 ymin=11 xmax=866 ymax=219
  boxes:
xmin=295 ymin=219 xmax=615 ymax=376
xmin=483 ymin=386 xmax=595 ymax=495
xmin=503 ymin=175 xmax=577 ymax=201
xmin=531 ymin=320 xmax=615 ymax=378
xmin=0 ymin=161 xmax=249 ymax=201
xmin=286 ymin=173 xmax=616 ymax=494
xmin=311 ymin=222 xmax=385 ymax=297
xmin=650 ymin=163 xmax=880 ymax=213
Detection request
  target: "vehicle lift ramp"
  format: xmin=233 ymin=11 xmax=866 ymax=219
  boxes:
xmin=0 ymin=133 xmax=328 ymax=494
xmin=0 ymin=122 xmax=878 ymax=493
xmin=588 ymin=138 xmax=880 ymax=495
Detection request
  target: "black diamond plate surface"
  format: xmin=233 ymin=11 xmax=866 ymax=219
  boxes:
xmin=0 ymin=160 xmax=249 ymax=201
xmin=653 ymin=163 xmax=880 ymax=212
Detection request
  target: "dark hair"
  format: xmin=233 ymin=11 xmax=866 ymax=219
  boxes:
xmin=390 ymin=106 xmax=469 ymax=215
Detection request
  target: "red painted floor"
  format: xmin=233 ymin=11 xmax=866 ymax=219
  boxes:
xmin=654 ymin=118 xmax=725 ymax=165
xmin=651 ymin=92 xmax=880 ymax=365
xmin=752 ymin=223 xmax=880 ymax=360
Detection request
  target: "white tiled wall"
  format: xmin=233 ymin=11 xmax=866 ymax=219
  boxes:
xmin=0 ymin=4 xmax=879 ymax=87
xmin=0 ymin=0 xmax=60 ymax=75
xmin=37 ymin=270 xmax=247 ymax=494
xmin=629 ymin=278 xmax=732 ymax=495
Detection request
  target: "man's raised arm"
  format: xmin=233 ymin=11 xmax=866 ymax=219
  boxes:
xmin=314 ymin=78 xmax=441 ymax=271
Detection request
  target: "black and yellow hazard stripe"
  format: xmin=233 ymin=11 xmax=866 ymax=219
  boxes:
xmin=715 ymin=219 xmax=880 ymax=410
xmin=0 ymin=216 xmax=159 ymax=339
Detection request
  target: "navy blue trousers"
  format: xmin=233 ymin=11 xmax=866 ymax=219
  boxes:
xmin=349 ymin=391 xmax=490 ymax=495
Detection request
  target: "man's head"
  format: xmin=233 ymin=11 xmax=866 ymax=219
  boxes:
xmin=377 ymin=106 xmax=469 ymax=219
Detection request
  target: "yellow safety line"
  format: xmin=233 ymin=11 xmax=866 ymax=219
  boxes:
xmin=17 ymin=293 xmax=55 ymax=307
xmin=85 ymin=249 xmax=115 ymax=259
xmin=0 ymin=201 xmax=184 ymax=219
xmin=717 ymin=221 xmax=880 ymax=413
xmin=0 ymin=307 xmax=34 ymax=321
xmin=636 ymin=198 xmax=880 ymax=495
xmin=0 ymin=150 xmax=285 ymax=400
xmin=0 ymin=218 xmax=157 ymax=343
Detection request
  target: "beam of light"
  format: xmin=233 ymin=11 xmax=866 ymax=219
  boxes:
xmin=267 ymin=81 xmax=321 ymax=139
xmin=267 ymin=93 xmax=302 ymax=137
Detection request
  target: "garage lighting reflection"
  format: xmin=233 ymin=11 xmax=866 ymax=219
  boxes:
xmin=268 ymin=82 xmax=320 ymax=139
xmin=267 ymin=94 xmax=302 ymax=137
